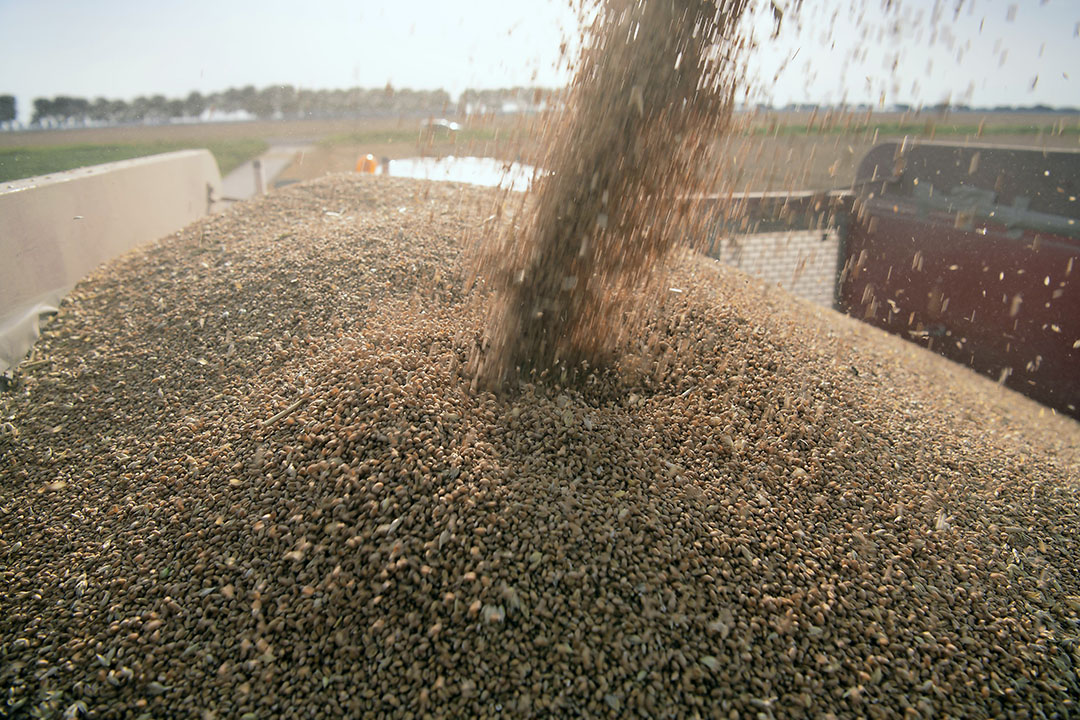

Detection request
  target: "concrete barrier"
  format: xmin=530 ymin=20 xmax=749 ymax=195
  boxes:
xmin=1 ymin=150 xmax=222 ymax=371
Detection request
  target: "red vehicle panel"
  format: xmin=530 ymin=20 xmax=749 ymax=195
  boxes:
xmin=838 ymin=142 xmax=1080 ymax=417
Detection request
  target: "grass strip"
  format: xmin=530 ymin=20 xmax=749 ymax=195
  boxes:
xmin=0 ymin=138 xmax=268 ymax=183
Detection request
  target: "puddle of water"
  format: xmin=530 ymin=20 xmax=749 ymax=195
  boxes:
xmin=385 ymin=156 xmax=535 ymax=192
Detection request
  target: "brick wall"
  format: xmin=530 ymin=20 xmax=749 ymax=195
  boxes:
xmin=707 ymin=229 xmax=840 ymax=307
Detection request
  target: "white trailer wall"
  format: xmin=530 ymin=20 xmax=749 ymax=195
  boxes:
xmin=0 ymin=150 xmax=222 ymax=371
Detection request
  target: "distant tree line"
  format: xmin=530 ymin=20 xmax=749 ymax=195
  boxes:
xmin=0 ymin=95 xmax=15 ymax=124
xmin=774 ymin=101 xmax=1080 ymax=114
xmin=894 ymin=102 xmax=1080 ymax=114
xmin=12 ymin=88 xmax=1073 ymax=129
xmin=17 ymin=84 xmax=558 ymax=128
xmin=458 ymin=87 xmax=561 ymax=113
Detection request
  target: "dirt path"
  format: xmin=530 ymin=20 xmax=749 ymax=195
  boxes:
xmin=219 ymin=143 xmax=312 ymax=203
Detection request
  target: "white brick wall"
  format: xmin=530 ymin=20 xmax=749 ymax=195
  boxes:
xmin=708 ymin=230 xmax=840 ymax=307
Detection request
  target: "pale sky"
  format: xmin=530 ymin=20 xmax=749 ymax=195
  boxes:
xmin=1 ymin=0 xmax=1077 ymax=123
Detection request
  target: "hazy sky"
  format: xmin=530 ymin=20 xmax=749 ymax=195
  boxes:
xmin=1 ymin=0 xmax=1077 ymax=123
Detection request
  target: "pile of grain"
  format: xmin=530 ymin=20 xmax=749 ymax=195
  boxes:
xmin=2 ymin=176 xmax=1079 ymax=719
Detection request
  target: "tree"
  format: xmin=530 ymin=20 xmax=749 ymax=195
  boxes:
xmin=0 ymin=95 xmax=15 ymax=124
xmin=107 ymin=98 xmax=131 ymax=123
xmin=31 ymin=97 xmax=54 ymax=125
xmin=89 ymin=97 xmax=111 ymax=122
xmin=131 ymin=96 xmax=155 ymax=122
xmin=221 ymin=86 xmax=245 ymax=112
xmin=58 ymin=96 xmax=90 ymax=124
xmin=250 ymin=86 xmax=276 ymax=119
xmin=276 ymin=84 xmax=299 ymax=117
xmin=236 ymin=85 xmax=257 ymax=114
xmin=184 ymin=91 xmax=206 ymax=118
xmin=297 ymin=88 xmax=318 ymax=117
xmin=146 ymin=95 xmax=168 ymax=120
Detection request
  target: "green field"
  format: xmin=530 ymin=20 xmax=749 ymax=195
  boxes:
xmin=744 ymin=119 xmax=1080 ymax=137
xmin=321 ymin=119 xmax=1080 ymax=150
xmin=0 ymin=138 xmax=268 ymax=183
xmin=3 ymin=112 xmax=1075 ymax=188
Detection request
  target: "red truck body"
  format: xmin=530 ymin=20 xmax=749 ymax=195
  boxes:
xmin=837 ymin=142 xmax=1080 ymax=417
xmin=709 ymin=141 xmax=1079 ymax=417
